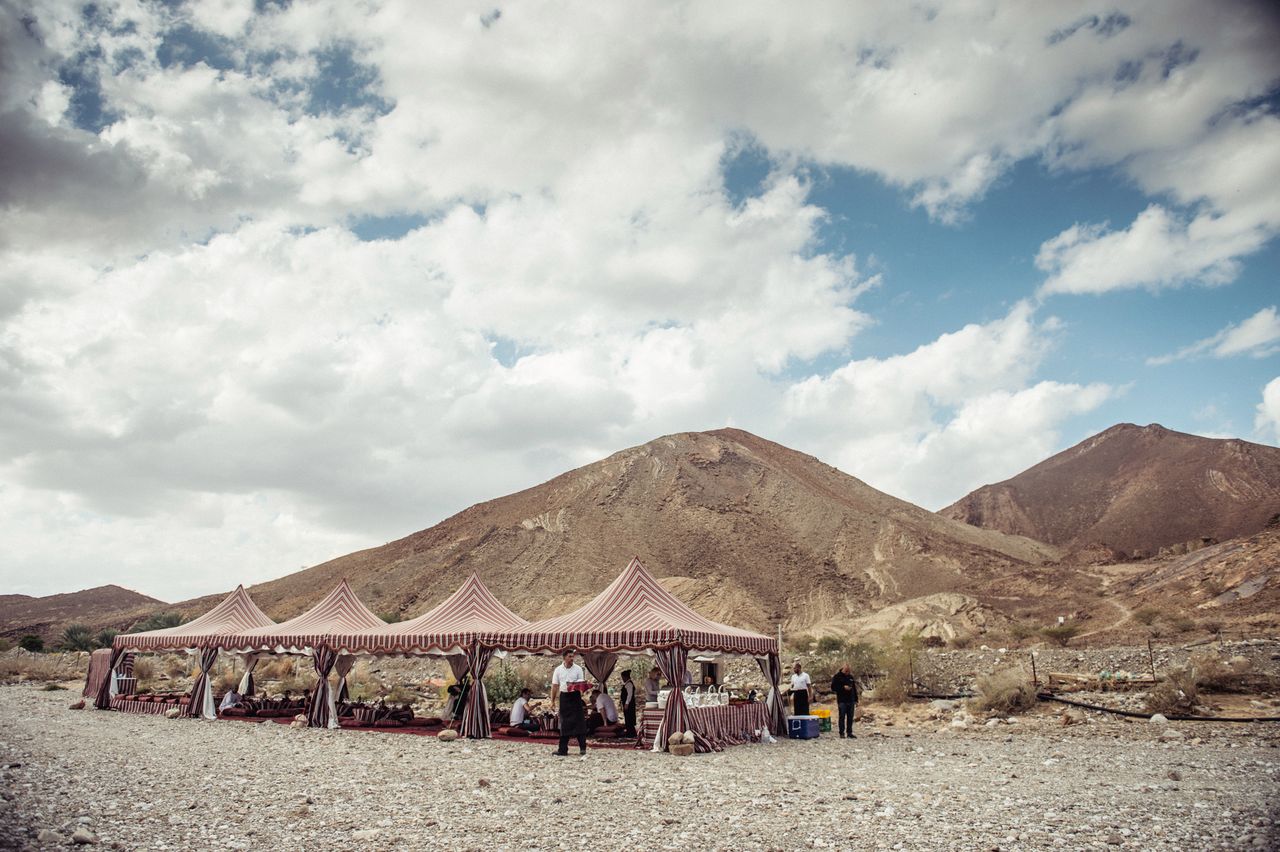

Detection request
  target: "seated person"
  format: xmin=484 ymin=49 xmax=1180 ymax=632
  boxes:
xmin=509 ymin=688 xmax=539 ymax=732
xmin=595 ymin=687 xmax=619 ymax=725
xmin=585 ymin=688 xmax=618 ymax=733
xmin=218 ymin=688 xmax=242 ymax=712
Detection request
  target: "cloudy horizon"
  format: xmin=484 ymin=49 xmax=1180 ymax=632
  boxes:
xmin=2 ymin=1 xmax=1278 ymax=602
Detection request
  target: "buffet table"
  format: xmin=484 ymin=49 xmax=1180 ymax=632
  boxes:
xmin=637 ymin=702 xmax=770 ymax=750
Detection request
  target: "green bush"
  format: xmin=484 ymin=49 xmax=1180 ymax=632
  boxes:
xmin=1133 ymin=606 xmax=1163 ymax=626
xmin=19 ymin=635 xmax=44 ymax=653
xmin=484 ymin=660 xmax=525 ymax=707
xmin=134 ymin=612 xmax=184 ymax=632
xmin=1040 ymin=624 xmax=1080 ymax=647
xmin=816 ymin=635 xmax=845 ymax=654
xmin=95 ymin=629 xmax=119 ymax=649
xmin=378 ymin=612 xmax=403 ymax=624
xmin=60 ymin=624 xmax=95 ymax=652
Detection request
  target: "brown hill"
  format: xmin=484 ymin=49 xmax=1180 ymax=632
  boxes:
xmin=229 ymin=429 xmax=1065 ymax=637
xmin=940 ymin=423 xmax=1280 ymax=559
xmin=0 ymin=585 xmax=166 ymax=642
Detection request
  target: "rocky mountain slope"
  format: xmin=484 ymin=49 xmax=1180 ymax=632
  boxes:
xmin=940 ymin=423 xmax=1280 ymax=558
xmin=223 ymin=429 xmax=1066 ymax=638
xmin=0 ymin=585 xmax=165 ymax=642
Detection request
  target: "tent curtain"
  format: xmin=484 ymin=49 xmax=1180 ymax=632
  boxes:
xmin=652 ymin=646 xmax=711 ymax=752
xmin=237 ymin=654 xmax=261 ymax=695
xmin=580 ymin=652 xmax=618 ymax=692
xmin=335 ymin=654 xmax=356 ymax=703
xmin=187 ymin=647 xmax=219 ymax=720
xmin=460 ymin=645 xmax=497 ymax=739
xmin=755 ymin=652 xmax=787 ymax=735
xmin=306 ymin=646 xmax=338 ymax=729
xmin=95 ymin=647 xmax=127 ymax=710
xmin=446 ymin=654 xmax=469 ymax=681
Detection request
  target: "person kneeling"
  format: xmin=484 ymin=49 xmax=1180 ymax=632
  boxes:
xmin=509 ymin=688 xmax=539 ymax=732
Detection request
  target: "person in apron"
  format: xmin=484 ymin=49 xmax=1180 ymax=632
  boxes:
xmin=789 ymin=661 xmax=812 ymax=716
xmin=550 ymin=651 xmax=588 ymax=756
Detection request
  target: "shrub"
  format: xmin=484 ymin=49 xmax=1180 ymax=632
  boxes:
xmin=19 ymin=635 xmax=44 ymax=653
xmin=42 ymin=682 xmax=67 ymax=691
xmin=133 ymin=612 xmax=185 ymax=632
xmin=816 ymin=635 xmax=845 ymax=654
xmin=787 ymin=634 xmax=816 ymax=653
xmin=873 ymin=647 xmax=913 ymax=705
xmin=59 ymin=624 xmax=95 ymax=652
xmin=484 ymin=660 xmax=524 ymax=707
xmin=843 ymin=642 xmax=881 ymax=682
xmin=1167 ymin=615 xmax=1195 ymax=633
xmin=1189 ymin=652 xmax=1252 ymax=691
xmin=95 ymin=629 xmax=119 ymax=649
xmin=378 ymin=612 xmax=403 ymax=624
xmin=1199 ymin=619 xmax=1225 ymax=638
xmin=1145 ymin=666 xmax=1197 ymax=716
xmin=1133 ymin=606 xmax=1162 ymax=626
xmin=971 ymin=666 xmax=1037 ymax=715
xmin=1008 ymin=621 xmax=1038 ymax=642
xmin=0 ymin=638 xmax=12 ymax=653
xmin=1039 ymin=624 xmax=1080 ymax=647
xmin=132 ymin=657 xmax=155 ymax=683
xmin=164 ymin=655 xmax=190 ymax=680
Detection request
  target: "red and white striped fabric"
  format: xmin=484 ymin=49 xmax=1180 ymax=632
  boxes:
xmin=332 ymin=574 xmax=528 ymax=656
xmin=220 ymin=579 xmax=384 ymax=654
xmin=480 ymin=557 xmax=775 ymax=656
xmin=459 ymin=645 xmax=497 ymax=739
xmin=113 ymin=585 xmax=275 ymax=653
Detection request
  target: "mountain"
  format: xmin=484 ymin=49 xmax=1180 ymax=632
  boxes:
xmin=229 ymin=428 xmax=1065 ymax=638
xmin=940 ymin=423 xmax=1280 ymax=559
xmin=0 ymin=585 xmax=166 ymax=642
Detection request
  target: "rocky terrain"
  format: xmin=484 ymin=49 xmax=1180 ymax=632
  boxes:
xmin=0 ymin=587 xmax=164 ymax=644
xmin=941 ymin=423 xmax=1280 ymax=559
xmin=1 ymin=685 xmax=1277 ymax=851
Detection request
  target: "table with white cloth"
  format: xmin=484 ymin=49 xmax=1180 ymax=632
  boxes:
xmin=636 ymin=701 xmax=770 ymax=750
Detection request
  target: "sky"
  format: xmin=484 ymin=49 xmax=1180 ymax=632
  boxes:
xmin=1 ymin=1 xmax=1278 ymax=602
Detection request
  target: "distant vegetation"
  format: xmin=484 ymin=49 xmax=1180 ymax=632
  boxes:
xmin=19 ymin=635 xmax=43 ymax=653
xmin=132 ymin=612 xmax=185 ymax=632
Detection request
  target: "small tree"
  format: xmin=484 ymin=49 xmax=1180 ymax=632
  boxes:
xmin=484 ymin=660 xmax=524 ymax=707
xmin=19 ymin=635 xmax=44 ymax=653
xmin=60 ymin=624 xmax=95 ymax=652
xmin=1040 ymin=624 xmax=1080 ymax=647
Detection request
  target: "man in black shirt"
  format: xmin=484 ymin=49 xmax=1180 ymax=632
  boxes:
xmin=831 ymin=663 xmax=859 ymax=739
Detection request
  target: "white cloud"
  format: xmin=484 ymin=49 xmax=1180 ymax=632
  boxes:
xmin=1256 ymin=378 xmax=1280 ymax=443
xmin=1149 ymin=306 xmax=1280 ymax=364
xmin=782 ymin=304 xmax=1114 ymax=508
xmin=1 ymin=1 xmax=1274 ymax=597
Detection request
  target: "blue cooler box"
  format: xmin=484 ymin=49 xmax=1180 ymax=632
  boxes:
xmin=788 ymin=715 xmax=820 ymax=739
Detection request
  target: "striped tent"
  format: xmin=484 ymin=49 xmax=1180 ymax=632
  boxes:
xmin=331 ymin=574 xmax=529 ymax=738
xmin=332 ymin=573 xmax=528 ymax=656
xmin=108 ymin=585 xmax=276 ymax=716
xmin=481 ymin=557 xmax=775 ymax=656
xmin=481 ymin=557 xmax=782 ymax=749
xmin=218 ymin=579 xmax=384 ymax=728
xmin=113 ymin=585 xmax=275 ymax=653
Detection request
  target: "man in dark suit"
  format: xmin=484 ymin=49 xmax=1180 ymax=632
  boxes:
xmin=831 ymin=663 xmax=859 ymax=739
xmin=619 ymin=669 xmax=638 ymax=737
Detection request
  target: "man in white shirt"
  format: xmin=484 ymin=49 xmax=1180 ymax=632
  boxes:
xmin=550 ymin=651 xmax=587 ymax=756
xmin=595 ymin=688 xmax=618 ymax=723
xmin=644 ymin=667 xmax=661 ymax=704
xmin=509 ymin=687 xmax=537 ymax=731
xmin=789 ymin=661 xmax=813 ymax=716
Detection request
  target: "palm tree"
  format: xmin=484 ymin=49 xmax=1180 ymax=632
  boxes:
xmin=60 ymin=624 xmax=95 ymax=652
xmin=95 ymin=629 xmax=119 ymax=649
xmin=134 ymin=612 xmax=184 ymax=632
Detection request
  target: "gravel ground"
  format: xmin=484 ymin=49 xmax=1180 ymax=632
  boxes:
xmin=1 ymin=685 xmax=1278 ymax=851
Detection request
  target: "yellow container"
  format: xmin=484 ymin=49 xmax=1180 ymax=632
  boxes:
xmin=813 ymin=708 xmax=831 ymax=719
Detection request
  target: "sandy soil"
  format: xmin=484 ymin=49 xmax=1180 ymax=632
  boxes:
xmin=1 ymin=686 xmax=1278 ymax=851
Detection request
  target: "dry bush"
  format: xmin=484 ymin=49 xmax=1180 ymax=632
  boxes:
xmin=1168 ymin=614 xmax=1196 ymax=633
xmin=1133 ymin=606 xmax=1163 ymax=626
xmin=0 ymin=653 xmax=86 ymax=683
xmin=211 ymin=666 xmax=239 ymax=694
xmin=971 ymin=666 xmax=1037 ymax=715
xmin=1145 ymin=666 xmax=1198 ymax=716
xmin=163 ymin=655 xmax=189 ymax=680
xmin=1189 ymin=652 xmax=1252 ymax=691
xmin=259 ymin=657 xmax=297 ymax=681
xmin=872 ymin=648 xmax=914 ymax=705
xmin=131 ymin=657 xmax=155 ymax=681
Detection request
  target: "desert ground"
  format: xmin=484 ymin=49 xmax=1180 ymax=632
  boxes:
xmin=1 ymin=685 xmax=1277 ymax=851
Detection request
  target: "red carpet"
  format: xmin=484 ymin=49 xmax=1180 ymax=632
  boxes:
xmin=217 ymin=714 xmax=637 ymax=749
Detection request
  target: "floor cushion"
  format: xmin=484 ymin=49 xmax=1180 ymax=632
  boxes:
xmin=373 ymin=718 xmax=404 ymax=728
xmin=497 ymin=726 xmax=530 ymax=738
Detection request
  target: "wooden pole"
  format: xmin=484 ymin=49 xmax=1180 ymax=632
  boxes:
xmin=1147 ymin=638 xmax=1157 ymax=681
xmin=1030 ymin=652 xmax=1038 ymax=690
